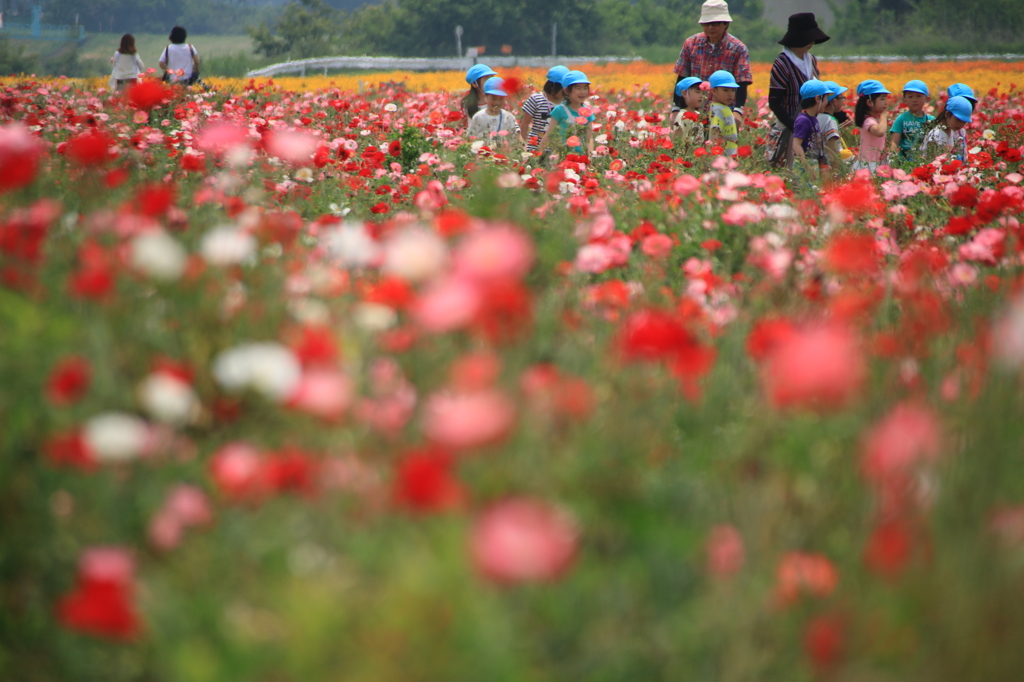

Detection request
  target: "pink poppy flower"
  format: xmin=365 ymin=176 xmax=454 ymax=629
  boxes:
xmin=0 ymin=123 xmax=44 ymax=193
xmin=195 ymin=121 xmax=251 ymax=157
xmin=453 ymin=224 xmax=534 ymax=283
xmin=640 ymin=232 xmax=673 ymax=259
xmin=762 ymin=323 xmax=865 ymax=410
xmin=411 ymin=276 xmax=482 ymax=333
xmin=861 ymin=402 xmax=942 ymax=484
xmin=264 ymin=128 xmax=318 ymax=167
xmin=469 ymin=498 xmax=578 ymax=584
xmin=422 ymin=388 xmax=516 ymax=452
xmin=706 ymin=524 xmax=745 ymax=578
xmin=286 ymin=368 xmax=355 ymax=421
xmin=209 ymin=442 xmax=264 ymax=500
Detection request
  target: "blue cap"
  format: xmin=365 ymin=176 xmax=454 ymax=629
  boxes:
xmin=946 ymin=96 xmax=973 ymax=123
xmin=483 ymin=76 xmax=507 ymax=96
xmin=799 ymin=79 xmax=831 ymax=100
xmin=948 ymin=83 xmax=978 ymax=106
xmin=675 ymin=76 xmax=703 ymax=96
xmin=466 ymin=64 xmax=498 ymax=85
xmin=561 ymin=70 xmax=591 ymax=89
xmin=546 ymin=65 xmax=569 ymax=83
xmin=903 ymin=79 xmax=929 ymax=96
xmin=708 ymin=70 xmax=739 ymax=89
xmin=822 ymin=80 xmax=848 ymax=102
xmin=856 ymin=79 xmax=891 ymax=97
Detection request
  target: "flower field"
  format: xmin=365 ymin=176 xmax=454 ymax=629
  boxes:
xmin=70 ymin=58 xmax=1022 ymax=100
xmin=2 ymin=62 xmax=1024 ymax=681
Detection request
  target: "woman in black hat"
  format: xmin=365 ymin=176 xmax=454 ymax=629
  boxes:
xmin=765 ymin=13 xmax=830 ymax=168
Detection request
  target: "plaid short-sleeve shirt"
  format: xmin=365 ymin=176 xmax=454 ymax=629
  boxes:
xmin=673 ymin=32 xmax=753 ymax=85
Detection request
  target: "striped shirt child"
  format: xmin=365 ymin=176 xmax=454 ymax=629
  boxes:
xmin=522 ymin=92 xmax=556 ymax=152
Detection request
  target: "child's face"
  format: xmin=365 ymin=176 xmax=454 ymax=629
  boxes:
xmin=484 ymin=93 xmax=505 ymax=109
xmin=712 ymin=86 xmax=736 ymax=106
xmin=684 ymin=86 xmax=705 ymax=110
xmin=948 ymin=116 xmax=968 ymax=131
xmin=903 ymin=91 xmax=927 ymax=113
xmin=873 ymin=93 xmax=890 ymax=112
xmin=567 ymin=84 xmax=590 ymax=105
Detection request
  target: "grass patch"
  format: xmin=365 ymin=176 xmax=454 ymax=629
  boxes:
xmin=78 ymin=33 xmax=255 ymax=62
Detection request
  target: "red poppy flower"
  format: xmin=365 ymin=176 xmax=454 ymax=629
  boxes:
xmin=863 ymin=518 xmax=914 ymax=578
xmin=135 ymin=184 xmax=176 ymax=218
xmin=823 ymin=231 xmax=879 ymax=276
xmin=288 ymin=325 xmax=339 ymax=367
xmin=125 ymin=79 xmax=174 ymax=111
xmin=263 ymin=448 xmax=319 ymax=496
xmin=65 ymin=129 xmax=113 ymax=166
xmin=180 ymin=152 xmax=206 ymax=171
xmin=804 ymin=614 xmax=845 ymax=673
xmin=950 ymin=184 xmax=979 ymax=208
xmin=370 ymin=201 xmax=391 ymax=214
xmin=56 ymin=548 xmax=141 ymax=640
xmin=46 ymin=356 xmax=91 ymax=405
xmin=500 ymin=76 xmax=522 ymax=97
xmin=392 ymin=447 xmax=464 ymax=512
xmin=387 ymin=139 xmax=402 ymax=157
xmin=44 ymin=430 xmax=96 ymax=470
xmin=616 ymin=309 xmax=695 ymax=362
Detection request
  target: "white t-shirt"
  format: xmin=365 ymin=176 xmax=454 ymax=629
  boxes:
xmin=111 ymin=51 xmax=145 ymax=80
xmin=671 ymin=110 xmax=704 ymax=148
xmin=921 ymin=127 xmax=967 ymax=160
xmin=468 ymin=108 xmax=520 ymax=140
xmin=816 ymin=113 xmax=840 ymax=142
xmin=160 ymin=43 xmax=197 ymax=81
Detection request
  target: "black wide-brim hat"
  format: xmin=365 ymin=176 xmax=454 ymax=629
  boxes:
xmin=778 ymin=13 xmax=830 ymax=47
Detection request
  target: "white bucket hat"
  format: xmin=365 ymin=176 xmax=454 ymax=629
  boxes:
xmin=699 ymin=0 xmax=732 ymax=23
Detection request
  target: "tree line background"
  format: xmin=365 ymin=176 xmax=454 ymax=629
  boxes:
xmin=0 ymin=0 xmax=1021 ymax=75
xmin=17 ymin=0 xmax=1024 ymax=55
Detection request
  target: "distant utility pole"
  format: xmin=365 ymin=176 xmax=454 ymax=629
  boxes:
xmin=455 ymin=25 xmax=463 ymax=58
xmin=551 ymin=23 xmax=557 ymax=58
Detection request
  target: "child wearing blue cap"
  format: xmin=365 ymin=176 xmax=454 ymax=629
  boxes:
xmin=467 ymin=77 xmax=521 ymax=144
xmin=889 ymin=80 xmax=934 ymax=161
xmin=921 ymin=95 xmax=972 ymax=161
xmin=672 ymin=76 xmax=706 ymax=150
xmin=521 ymin=65 xmax=568 ymax=152
xmin=792 ymin=79 xmax=830 ymax=182
xmin=462 ymin=64 xmax=498 ymax=123
xmin=854 ymin=79 xmax=891 ymax=172
xmin=536 ymin=70 xmax=595 ymax=158
xmin=708 ymin=70 xmax=740 ymax=156
xmin=817 ymin=81 xmax=849 ymax=167
xmin=947 ymin=83 xmax=978 ymax=109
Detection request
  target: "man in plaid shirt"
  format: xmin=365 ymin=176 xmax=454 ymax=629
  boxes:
xmin=673 ymin=0 xmax=753 ymax=121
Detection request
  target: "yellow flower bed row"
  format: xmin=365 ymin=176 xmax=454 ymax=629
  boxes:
xmin=14 ymin=60 xmax=1023 ymax=101
xmin=214 ymin=59 xmax=1022 ymax=100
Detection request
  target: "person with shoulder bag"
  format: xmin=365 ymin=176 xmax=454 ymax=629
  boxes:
xmin=159 ymin=26 xmax=200 ymax=85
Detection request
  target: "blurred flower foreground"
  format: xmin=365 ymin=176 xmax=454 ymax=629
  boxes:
xmin=3 ymin=74 xmax=1024 ymax=682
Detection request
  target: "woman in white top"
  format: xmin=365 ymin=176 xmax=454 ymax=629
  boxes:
xmin=109 ymin=34 xmax=144 ymax=90
xmin=159 ymin=26 xmax=200 ymax=85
